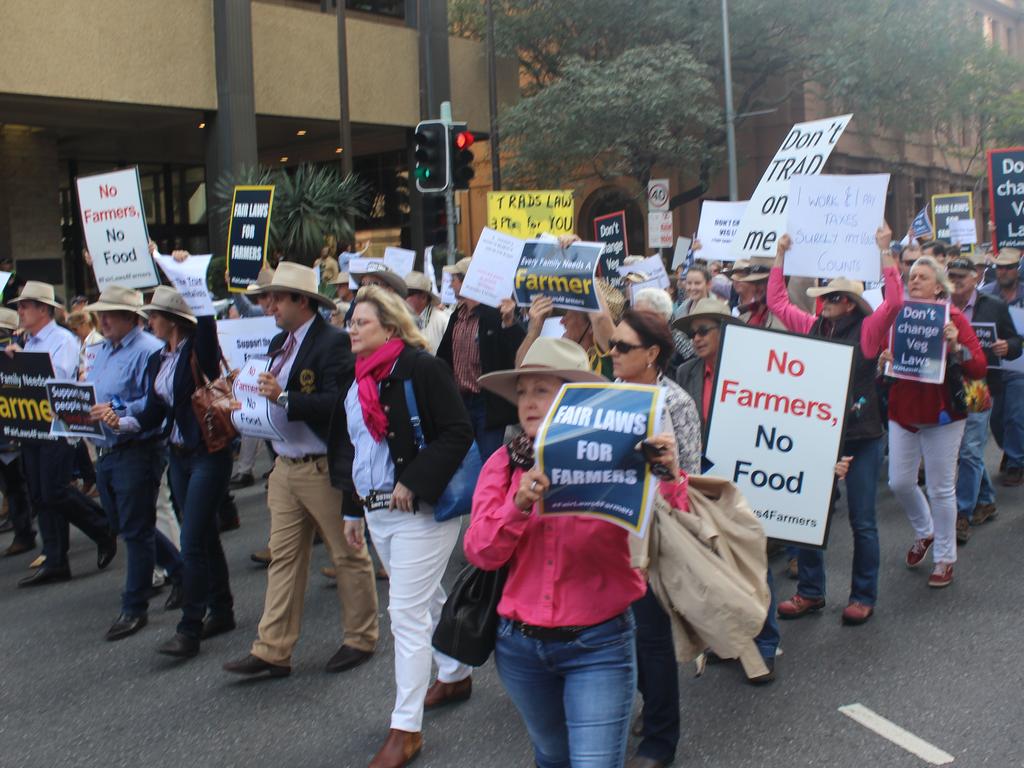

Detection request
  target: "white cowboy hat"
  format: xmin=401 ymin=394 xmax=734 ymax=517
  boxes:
xmin=0 ymin=307 xmax=19 ymax=330
xmin=263 ymin=262 xmax=337 ymax=311
xmin=350 ymin=262 xmax=409 ymax=298
xmin=84 ymin=285 xmax=148 ymax=317
xmin=477 ymin=337 xmax=604 ymax=405
xmin=404 ymin=271 xmax=441 ymax=304
xmin=142 ymin=286 xmax=197 ymax=324
xmin=734 ymin=256 xmax=773 ymax=282
xmin=246 ymin=266 xmax=276 ymax=294
xmin=806 ymin=277 xmax=873 ymax=316
xmin=8 ymin=281 xmax=63 ymax=309
xmin=442 ymin=257 xmax=472 ymax=277
xmin=671 ymin=298 xmax=739 ymax=334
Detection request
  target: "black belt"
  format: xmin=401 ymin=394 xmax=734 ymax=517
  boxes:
xmin=279 ymin=453 xmax=326 ymax=465
xmin=97 ymin=437 xmax=162 ymax=459
xmin=512 ymin=613 xmax=624 ymax=642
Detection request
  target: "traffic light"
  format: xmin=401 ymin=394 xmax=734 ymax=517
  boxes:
xmin=450 ymin=122 xmax=476 ymax=190
xmin=414 ymin=120 xmax=449 ymax=193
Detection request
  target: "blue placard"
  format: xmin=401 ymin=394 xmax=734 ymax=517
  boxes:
xmin=987 ymin=147 xmax=1024 ymax=252
xmin=535 ymin=383 xmax=663 ymax=536
xmin=911 ymin=206 xmax=933 ymax=239
xmin=887 ymin=299 xmax=949 ymax=384
xmin=514 ymin=241 xmax=603 ymax=312
xmin=593 ymin=209 xmax=629 ymax=287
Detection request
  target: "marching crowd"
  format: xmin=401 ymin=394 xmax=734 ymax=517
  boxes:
xmin=1 ymin=217 xmax=1021 ymax=768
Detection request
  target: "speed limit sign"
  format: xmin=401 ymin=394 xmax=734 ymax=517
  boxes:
xmin=647 ymin=179 xmax=669 ymax=212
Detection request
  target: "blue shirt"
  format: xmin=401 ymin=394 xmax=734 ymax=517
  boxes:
xmin=24 ymin=319 xmax=79 ymax=380
xmin=86 ymin=326 xmax=164 ymax=448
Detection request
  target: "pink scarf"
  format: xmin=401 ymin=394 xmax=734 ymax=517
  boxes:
xmin=355 ymin=338 xmax=404 ymax=442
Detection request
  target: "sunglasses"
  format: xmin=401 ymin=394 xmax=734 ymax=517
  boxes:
xmin=609 ymin=339 xmax=644 ymax=354
xmin=823 ymin=294 xmax=847 ymax=304
xmin=686 ymin=325 xmax=719 ymax=339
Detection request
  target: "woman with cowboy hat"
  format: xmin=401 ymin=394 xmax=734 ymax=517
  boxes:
xmin=97 ymin=263 xmax=236 ymax=658
xmin=769 ymin=225 xmax=905 ymax=622
xmin=403 ymin=271 xmax=450 ymax=354
xmin=465 ymin=337 xmax=689 ymax=768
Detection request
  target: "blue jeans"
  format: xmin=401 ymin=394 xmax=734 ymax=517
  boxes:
xmin=495 ymin=613 xmax=636 ymax=768
xmin=633 ymin=586 xmax=679 ymax=763
xmin=796 ymin=436 xmax=884 ymax=607
xmin=755 ymin=568 xmax=780 ymax=658
xmin=167 ymin=446 xmax=234 ymax=638
xmin=991 ymin=375 xmax=1024 ymax=469
xmin=463 ymin=392 xmax=506 ymax=463
xmin=96 ymin=444 xmax=181 ymax=617
xmin=956 ymin=410 xmax=995 ymax=519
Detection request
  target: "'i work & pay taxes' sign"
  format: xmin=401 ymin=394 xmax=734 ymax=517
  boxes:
xmin=76 ymin=167 xmax=160 ymax=290
xmin=705 ymin=325 xmax=853 ymax=547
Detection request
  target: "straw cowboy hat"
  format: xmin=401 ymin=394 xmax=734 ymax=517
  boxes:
xmin=142 ymin=286 xmax=196 ymax=324
xmin=84 ymin=285 xmax=147 ymax=317
xmin=329 ymin=271 xmax=351 ymax=286
xmin=0 ymin=307 xmax=19 ymax=330
xmin=671 ymin=298 xmax=738 ymax=334
xmin=246 ymin=266 xmax=276 ymax=294
xmin=734 ymin=256 xmax=773 ymax=282
xmin=404 ymin=271 xmax=441 ymax=304
xmin=993 ymin=247 xmax=1022 ymax=267
xmin=263 ymin=261 xmax=337 ymax=311
xmin=350 ymin=262 xmax=408 ymax=298
xmin=8 ymin=281 xmax=63 ymax=309
xmin=442 ymin=257 xmax=472 ymax=277
xmin=806 ymin=277 xmax=873 ymax=315
xmin=725 ymin=259 xmax=751 ymax=278
xmin=477 ymin=337 xmax=604 ymax=404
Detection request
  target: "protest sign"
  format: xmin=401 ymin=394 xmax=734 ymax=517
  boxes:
xmin=46 ymin=380 xmax=102 ymax=439
xmin=784 ymin=173 xmax=890 ymax=282
xmin=948 ymin=218 xmax=978 ymax=246
xmin=987 ymin=147 xmax=1024 ymax=253
xmin=440 ymin=270 xmax=457 ymax=305
xmin=231 ymin=356 xmax=284 ymax=441
xmin=886 ymin=300 xmax=949 ymax=384
xmin=972 ymin=322 xmax=997 ymax=362
xmin=593 ymin=210 xmax=628 ymax=284
xmin=486 ymin=190 xmax=574 ymax=238
xmin=76 ymin=167 xmax=160 ymax=290
xmin=648 ymin=212 xmax=673 ymax=249
xmin=0 ymin=352 xmax=57 ymax=442
xmin=733 ymin=114 xmax=853 ymax=260
xmin=514 ymin=241 xmax=603 ymax=312
xmin=618 ymin=255 xmax=670 ymax=289
xmin=628 ymin=277 xmax=664 ymax=305
xmin=82 ymin=343 xmax=102 ymax=380
xmin=911 ymin=206 xmax=933 ymax=239
xmin=671 ymin=237 xmax=693 ymax=271
xmin=226 ymin=186 xmax=274 ymax=292
xmin=423 ymin=246 xmax=437 ymax=289
xmin=931 ymin=192 xmax=974 ymax=255
xmin=535 ymin=382 xmax=665 ymax=537
xmin=0 ymin=271 xmax=11 ymax=298
xmin=217 ymin=316 xmax=279 ymax=372
xmin=541 ymin=317 xmax=564 ymax=338
xmin=1001 ymin=306 xmax=1024 ymax=374
xmin=154 ymin=253 xmax=214 ymax=316
xmin=647 ymin=179 xmax=670 ymax=212
xmin=383 ymin=247 xmax=416 ymax=279
xmin=704 ymin=325 xmax=853 ymax=547
xmin=696 ymin=200 xmax=748 ymax=262
xmin=459 ymin=227 xmax=525 ymax=308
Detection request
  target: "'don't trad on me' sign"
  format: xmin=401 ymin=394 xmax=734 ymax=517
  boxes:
xmin=487 ymin=190 xmax=574 ymax=238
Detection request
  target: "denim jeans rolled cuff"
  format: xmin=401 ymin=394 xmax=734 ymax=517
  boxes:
xmin=495 ymin=612 xmax=636 ymax=768
xmin=633 ymin=587 xmax=680 ymax=764
xmin=755 ymin=568 xmax=781 ymax=660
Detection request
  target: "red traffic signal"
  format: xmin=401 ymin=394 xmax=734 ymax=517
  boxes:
xmin=454 ymin=130 xmax=475 ymax=151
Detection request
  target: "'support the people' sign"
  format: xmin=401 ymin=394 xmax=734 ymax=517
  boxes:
xmin=486 ymin=190 xmax=574 ymax=238
xmin=76 ymin=167 xmax=160 ymax=290
xmin=697 ymin=200 xmax=748 ymax=262
xmin=46 ymin=380 xmax=103 ymax=439
xmin=535 ymin=383 xmax=665 ymax=538
xmin=733 ymin=113 xmax=853 ymax=260
xmin=231 ymin=356 xmax=284 ymax=441
xmin=705 ymin=325 xmax=853 ymax=547
xmin=593 ymin=210 xmax=629 ymax=285
xmin=785 ymin=173 xmax=890 ymax=282
xmin=216 ymin=316 xmax=279 ymax=372
xmin=886 ymin=300 xmax=949 ymax=384
xmin=988 ymin=147 xmax=1024 ymax=253
xmin=0 ymin=352 xmax=57 ymax=443
xmin=514 ymin=241 xmax=603 ymax=312
xmin=931 ymin=192 xmax=974 ymax=255
xmin=226 ymin=186 xmax=275 ymax=292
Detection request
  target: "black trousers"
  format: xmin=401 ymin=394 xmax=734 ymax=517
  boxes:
xmin=0 ymin=454 xmax=34 ymax=545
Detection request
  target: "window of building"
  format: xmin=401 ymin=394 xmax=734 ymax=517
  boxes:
xmin=346 ymin=0 xmax=404 ymax=18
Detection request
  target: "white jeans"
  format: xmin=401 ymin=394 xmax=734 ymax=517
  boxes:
xmin=364 ymin=508 xmax=470 ymax=732
xmin=888 ymin=419 xmax=966 ymax=565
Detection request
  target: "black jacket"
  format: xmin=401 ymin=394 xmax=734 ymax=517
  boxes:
xmin=134 ymin=316 xmax=221 ymax=452
xmin=328 ymin=346 xmax=474 ymax=518
xmin=269 ymin=313 xmax=354 ymax=444
xmin=970 ymin=291 xmax=1022 ymax=393
xmin=675 ymin=356 xmax=709 ymax=447
xmin=436 ymin=303 xmax=525 ymax=430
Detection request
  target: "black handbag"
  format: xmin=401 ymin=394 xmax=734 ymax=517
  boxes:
xmin=431 ymin=563 xmax=508 ymax=667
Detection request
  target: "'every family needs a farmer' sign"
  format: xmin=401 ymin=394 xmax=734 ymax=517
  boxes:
xmin=514 ymin=241 xmax=603 ymax=312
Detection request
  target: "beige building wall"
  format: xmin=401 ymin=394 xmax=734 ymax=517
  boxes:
xmin=0 ymin=127 xmax=64 ymax=275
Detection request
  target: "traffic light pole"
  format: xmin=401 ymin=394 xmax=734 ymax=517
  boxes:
xmin=441 ymin=101 xmax=457 ymax=265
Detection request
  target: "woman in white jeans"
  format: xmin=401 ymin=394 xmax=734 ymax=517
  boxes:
xmin=329 ymin=285 xmax=476 ymax=768
xmin=884 ymin=256 xmax=986 ymax=588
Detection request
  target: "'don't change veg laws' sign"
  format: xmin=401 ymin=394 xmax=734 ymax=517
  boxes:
xmin=486 ymin=190 xmax=574 ymax=239
xmin=593 ymin=210 xmax=628 ymax=285
xmin=987 ymin=147 xmax=1024 ymax=253
xmin=886 ymin=299 xmax=949 ymax=384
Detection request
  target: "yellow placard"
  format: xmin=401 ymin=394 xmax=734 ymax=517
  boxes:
xmin=486 ymin=190 xmax=575 ymax=238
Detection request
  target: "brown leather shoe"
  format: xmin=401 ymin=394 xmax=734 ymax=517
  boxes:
xmin=971 ymin=502 xmax=997 ymax=526
xmin=368 ymin=729 xmax=422 ymax=768
xmin=423 ymin=677 xmax=472 ymax=709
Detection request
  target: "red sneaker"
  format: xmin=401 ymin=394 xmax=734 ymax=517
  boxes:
xmin=905 ymin=537 xmax=934 ymax=569
xmin=928 ymin=563 xmax=954 ymax=588
xmin=841 ymin=602 xmax=874 ymax=625
xmin=777 ymin=594 xmax=825 ymax=619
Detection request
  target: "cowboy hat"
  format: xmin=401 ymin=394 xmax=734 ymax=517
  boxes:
xmin=263 ymin=261 xmax=337 ymax=311
xmin=477 ymin=337 xmax=604 ymax=405
xmin=404 ymin=271 xmax=441 ymax=304
xmin=8 ymin=281 xmax=63 ymax=309
xmin=84 ymin=285 xmax=147 ymax=316
xmin=0 ymin=307 xmax=19 ymax=331
xmin=734 ymin=257 xmax=773 ymax=282
xmin=671 ymin=298 xmax=738 ymax=334
xmin=595 ymin=278 xmax=626 ymax=323
xmin=328 ymin=271 xmax=351 ymax=286
xmin=246 ymin=266 xmax=276 ymax=294
xmin=724 ymin=259 xmax=750 ymax=278
xmin=442 ymin=257 xmax=472 ymax=277
xmin=142 ymin=286 xmax=197 ymax=324
xmin=350 ymin=262 xmax=408 ymax=298
xmin=945 ymin=257 xmax=976 ymax=275
xmin=806 ymin=277 xmax=873 ymax=315
xmin=993 ymin=248 xmax=1022 ymax=267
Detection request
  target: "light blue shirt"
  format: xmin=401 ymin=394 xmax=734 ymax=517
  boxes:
xmin=86 ymin=325 xmax=164 ymax=448
xmin=24 ymin=320 xmax=79 ymax=380
xmin=344 ymin=379 xmax=394 ymax=498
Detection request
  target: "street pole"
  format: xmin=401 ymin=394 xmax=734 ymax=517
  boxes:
xmin=335 ymin=0 xmax=353 ymax=177
xmin=441 ymin=100 xmax=456 ymax=265
xmin=486 ymin=0 xmax=501 ymax=191
xmin=721 ymin=0 xmax=738 ymax=202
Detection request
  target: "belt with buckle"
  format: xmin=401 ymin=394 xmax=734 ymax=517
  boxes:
xmin=512 ymin=613 xmax=624 ymax=643
xmin=360 ymin=489 xmax=393 ymax=513
xmin=97 ymin=437 xmax=160 ymax=459
xmin=280 ymin=453 xmax=326 ymax=465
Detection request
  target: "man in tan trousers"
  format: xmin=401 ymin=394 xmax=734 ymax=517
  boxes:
xmin=223 ymin=263 xmax=379 ymax=678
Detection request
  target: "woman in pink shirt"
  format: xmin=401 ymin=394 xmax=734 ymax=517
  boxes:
xmin=464 ymin=337 xmax=686 ymax=768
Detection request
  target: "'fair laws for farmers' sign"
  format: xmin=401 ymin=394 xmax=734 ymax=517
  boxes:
xmin=227 ymin=186 xmax=274 ymax=292
xmin=705 ymin=325 xmax=853 ymax=547
xmin=76 ymin=167 xmax=160 ymax=290
xmin=733 ymin=114 xmax=853 ymax=260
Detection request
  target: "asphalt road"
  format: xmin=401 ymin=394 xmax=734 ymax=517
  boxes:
xmin=1 ymin=442 xmax=1022 ymax=768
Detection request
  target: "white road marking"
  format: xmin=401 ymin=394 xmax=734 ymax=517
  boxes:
xmin=839 ymin=704 xmax=955 ymax=765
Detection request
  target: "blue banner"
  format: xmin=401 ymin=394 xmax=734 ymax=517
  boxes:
xmin=514 ymin=241 xmax=603 ymax=312
xmin=593 ymin=210 xmax=629 ymax=287
xmin=911 ymin=206 xmax=933 ymax=239
xmin=887 ymin=300 xmax=949 ymax=384
xmin=535 ymin=383 xmax=664 ymax=536
xmin=987 ymin=147 xmax=1024 ymax=253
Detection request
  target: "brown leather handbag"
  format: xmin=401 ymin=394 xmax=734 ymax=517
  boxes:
xmin=190 ymin=352 xmax=238 ymax=452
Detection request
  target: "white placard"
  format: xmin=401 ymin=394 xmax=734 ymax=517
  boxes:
xmin=628 ymin=277 xmax=665 ymax=305
xmin=948 ymin=218 xmax=978 ymax=246
xmin=423 ymin=246 xmax=437 ymax=289
xmin=0 ymin=271 xmax=11 ymax=298
xmin=541 ymin=317 xmax=564 ymax=338
xmin=440 ymin=270 xmax=457 ymax=305
xmin=76 ymin=167 xmax=160 ymax=289
xmin=82 ymin=342 xmax=102 ymax=381
xmin=863 ymin=287 xmax=884 ymax=311
xmin=785 ymin=173 xmax=890 ymax=282
xmin=1001 ymin=306 xmax=1024 ymax=374
xmin=216 ymin=315 xmax=279 ymax=372
xmin=648 ymin=212 xmax=673 ymax=249
xmin=459 ymin=227 xmax=526 ymax=308
xmin=647 ymin=179 xmax=670 ymax=212
xmin=705 ymin=324 xmax=854 ymax=547
xmin=733 ymin=113 xmax=853 ymax=260
xmin=231 ymin=356 xmax=284 ymax=440
xmin=671 ymin=237 xmax=693 ymax=270
xmin=619 ymin=255 xmax=670 ymax=289
xmin=154 ymin=253 xmax=214 ymax=316
xmin=697 ymin=200 xmax=749 ymax=262
xmin=383 ymin=246 xmax=416 ymax=279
